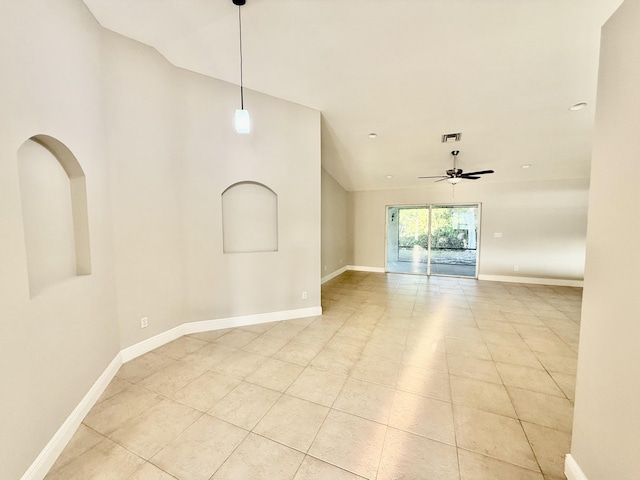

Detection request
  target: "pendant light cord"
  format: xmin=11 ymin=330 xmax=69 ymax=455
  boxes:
xmin=238 ymin=5 xmax=244 ymax=109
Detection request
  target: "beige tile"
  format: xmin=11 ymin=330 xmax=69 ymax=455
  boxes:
xmin=288 ymin=316 xmax=317 ymax=327
xmin=153 ymin=336 xmax=208 ymax=360
xmin=377 ymin=427 xmax=459 ymax=480
xmin=450 ymin=375 xmax=516 ymax=418
xmin=475 ymin=319 xmax=517 ymax=333
xmin=453 ymin=404 xmax=538 ymax=471
xmin=507 ymin=387 xmax=574 ymax=432
xmin=274 ymin=340 xmax=324 ymax=366
xmin=170 ymin=370 xmax=241 ymax=411
xmin=295 ymin=328 xmax=337 ymax=347
xmin=534 ymin=352 xmax=578 ymax=375
xmin=481 ymin=330 xmax=528 ymax=348
xmin=447 ymin=354 xmax=501 ymax=384
xmin=548 ymin=371 xmax=576 ymax=402
xmin=151 ymin=415 xmax=247 ymax=480
xmin=238 ymin=322 xmax=279 ymax=334
xmin=245 ymin=358 xmax=304 ymax=392
xmin=181 ymin=342 xmax=238 ymax=370
xmin=212 ymin=433 xmax=304 ymax=480
xmin=445 ymin=325 xmax=484 ymax=342
xmin=47 ymin=424 xmax=104 ymax=475
xmin=522 ymin=422 xmax=571 ymax=478
xmin=210 ymin=349 xmax=268 ymax=380
xmin=209 ymin=381 xmax=281 ymax=430
xmin=293 ymin=456 xmax=364 ymax=479
xmin=349 ymin=356 xmax=400 ymax=387
xmin=254 ymin=394 xmax=329 ymax=452
xmin=325 ymin=333 xmax=367 ymax=355
xmin=396 ymin=364 xmax=451 ymax=402
xmin=116 ymin=352 xmax=177 ymax=384
xmin=109 ymin=398 xmax=201 ymax=459
xmin=445 ymin=338 xmax=492 ymax=360
xmin=127 ymin=462 xmax=177 ymax=480
xmin=139 ymin=359 xmax=208 ymax=396
xmin=213 ymin=329 xmax=259 ymax=348
xmin=361 ymin=339 xmax=405 ymax=362
xmin=496 ymin=363 xmax=564 ymax=397
xmin=458 ymin=449 xmax=543 ymax=480
xmin=97 ymin=377 xmax=132 ymax=404
xmin=309 ymin=410 xmax=386 ymax=479
xmin=389 ymin=390 xmax=455 ymax=445
xmin=265 ymin=321 xmax=307 ymax=340
xmin=370 ymin=326 xmax=408 ymax=345
xmin=83 ymin=384 xmax=164 ymax=435
xmin=401 ymin=348 xmax=449 ymax=373
xmin=242 ymin=333 xmax=291 ymax=356
xmin=187 ymin=329 xmax=233 ymax=342
xmin=522 ymin=336 xmax=575 ymax=356
xmin=333 ymin=377 xmax=395 ymax=423
xmin=44 ymin=438 xmax=144 ymax=480
xmin=309 ymin=347 xmax=359 ymax=376
xmin=286 ymin=367 xmax=347 ymax=406
xmin=487 ymin=343 xmax=542 ymax=369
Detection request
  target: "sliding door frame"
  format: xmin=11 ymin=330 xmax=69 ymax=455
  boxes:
xmin=384 ymin=202 xmax=482 ymax=279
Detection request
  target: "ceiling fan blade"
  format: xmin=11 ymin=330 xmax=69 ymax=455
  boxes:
xmin=461 ymin=176 xmax=481 ymax=180
xmin=418 ymin=175 xmax=449 ymax=179
xmin=435 ymin=177 xmax=450 ymax=183
xmin=462 ymin=169 xmax=494 ymax=176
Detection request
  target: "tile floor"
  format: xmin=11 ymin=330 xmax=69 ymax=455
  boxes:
xmin=45 ymin=271 xmax=581 ymax=480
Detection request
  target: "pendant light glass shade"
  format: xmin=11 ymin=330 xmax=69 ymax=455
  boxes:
xmin=235 ymin=109 xmax=251 ymax=134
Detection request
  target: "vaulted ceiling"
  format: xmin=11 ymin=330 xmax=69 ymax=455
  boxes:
xmin=83 ymin=0 xmax=622 ymax=191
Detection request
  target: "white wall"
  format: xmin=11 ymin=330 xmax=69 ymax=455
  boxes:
xmin=0 ymin=0 xmax=321 ymax=477
xmin=180 ymin=70 xmax=321 ymax=323
xmin=102 ymin=31 xmax=187 ymax=348
xmin=349 ymin=179 xmax=588 ymax=280
xmin=571 ymin=1 xmax=640 ymax=478
xmin=0 ymin=2 xmax=120 ymax=478
xmin=321 ymin=168 xmax=352 ymax=278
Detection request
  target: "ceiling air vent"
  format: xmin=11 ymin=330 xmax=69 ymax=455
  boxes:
xmin=442 ymin=132 xmax=462 ymax=143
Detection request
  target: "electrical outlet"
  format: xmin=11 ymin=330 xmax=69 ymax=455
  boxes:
xmin=514 ymin=265 xmax=519 ymax=272
xmin=302 ymin=291 xmax=307 ymax=300
xmin=140 ymin=316 xmax=148 ymax=328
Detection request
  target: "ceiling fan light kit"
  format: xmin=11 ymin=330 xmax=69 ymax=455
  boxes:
xmin=418 ymin=150 xmax=495 ymax=185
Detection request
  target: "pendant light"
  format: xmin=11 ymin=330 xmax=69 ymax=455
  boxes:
xmin=233 ymin=0 xmax=250 ymax=133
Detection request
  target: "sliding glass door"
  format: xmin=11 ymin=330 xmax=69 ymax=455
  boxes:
xmin=386 ymin=204 xmax=480 ymax=278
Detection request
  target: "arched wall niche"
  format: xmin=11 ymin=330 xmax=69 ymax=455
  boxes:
xmin=17 ymin=134 xmax=92 ymax=296
xmin=222 ymin=181 xmax=278 ymax=253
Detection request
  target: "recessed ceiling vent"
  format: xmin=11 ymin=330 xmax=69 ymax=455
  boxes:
xmin=442 ymin=132 xmax=462 ymax=143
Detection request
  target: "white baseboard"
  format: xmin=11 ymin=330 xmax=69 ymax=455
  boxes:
xmin=347 ymin=265 xmax=386 ymax=273
xmin=321 ymin=266 xmax=348 ymax=284
xmin=478 ymin=274 xmax=584 ymax=287
xmin=20 ymin=354 xmax=122 ymax=480
xmin=184 ymin=306 xmax=323 ymax=335
xmin=120 ymin=324 xmax=186 ymax=363
xmin=565 ymin=454 xmax=589 ymax=480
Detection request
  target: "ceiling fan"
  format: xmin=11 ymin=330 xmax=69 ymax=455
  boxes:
xmin=419 ymin=150 xmax=494 ymax=184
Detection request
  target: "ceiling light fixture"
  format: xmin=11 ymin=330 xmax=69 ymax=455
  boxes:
xmin=447 ymin=177 xmax=462 ymax=185
xmin=569 ymin=102 xmax=587 ymax=111
xmin=368 ymin=133 xmax=378 ymax=138
xmin=386 ymin=175 xmax=393 ymax=179
xmin=522 ymin=164 xmax=531 ymax=169
xmin=233 ymin=0 xmax=250 ymax=134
